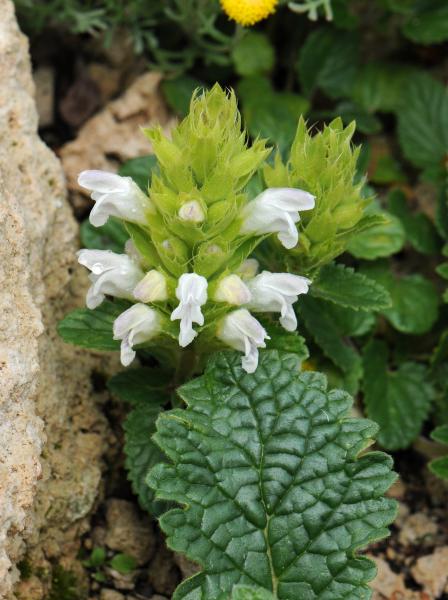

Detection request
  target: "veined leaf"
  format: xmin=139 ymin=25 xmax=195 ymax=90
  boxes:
xmin=108 ymin=367 xmax=173 ymax=405
xmin=429 ymin=425 xmax=448 ymax=480
xmin=363 ymin=340 xmax=434 ymax=450
xmin=311 ymin=263 xmax=391 ymax=311
xmin=149 ymin=351 xmax=397 ymax=600
xmin=402 ymin=5 xmax=448 ymax=45
xmin=80 ymin=217 xmax=128 ymax=253
xmin=124 ymin=401 xmax=169 ymax=516
xmin=57 ymin=299 xmax=129 ymax=350
xmin=347 ymin=210 xmax=405 ymax=259
xmin=232 ymin=586 xmax=275 ymax=600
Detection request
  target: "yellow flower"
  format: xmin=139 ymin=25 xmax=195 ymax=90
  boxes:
xmin=221 ymin=0 xmax=279 ymax=26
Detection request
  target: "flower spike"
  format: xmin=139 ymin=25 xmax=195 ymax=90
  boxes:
xmin=77 ymin=249 xmax=144 ymax=309
xmin=241 ymin=187 xmax=315 ymax=249
xmin=113 ymin=304 xmax=161 ymax=366
xmin=78 ymin=170 xmax=153 ymax=227
xmin=171 ymin=273 xmax=208 ymax=347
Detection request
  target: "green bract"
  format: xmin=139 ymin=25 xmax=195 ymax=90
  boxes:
xmin=148 ymin=350 xmax=397 ymax=599
xmin=263 ymin=117 xmax=371 ymax=274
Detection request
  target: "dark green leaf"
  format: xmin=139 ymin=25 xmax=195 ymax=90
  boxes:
xmin=108 ymin=367 xmax=173 ymax=405
xmin=397 ymin=72 xmax=448 ymax=172
xmin=431 ymin=424 xmax=448 ymax=445
xmin=299 ymin=296 xmax=362 ymax=374
xmin=402 ymin=5 xmax=448 ymax=44
xmin=57 ymin=300 xmax=130 ymax=350
xmin=149 ymin=351 xmax=397 ymax=600
xmin=333 ymin=101 xmax=382 ymax=135
xmin=297 ymin=28 xmax=359 ymax=99
xmin=162 ymin=75 xmax=204 ymax=117
xmin=124 ymin=401 xmax=168 ymax=516
xmin=370 ymin=155 xmax=406 ymax=185
xmin=232 ymin=586 xmax=275 ymax=600
xmin=311 ymin=263 xmax=392 ymax=311
xmin=110 ymin=553 xmax=138 ymax=574
xmin=80 ymin=217 xmax=128 ymax=253
xmin=232 ymin=32 xmax=274 ymax=77
xmin=83 ymin=547 xmax=106 ymax=568
xmin=388 ymin=189 xmax=440 ymax=255
xmin=363 ymin=340 xmax=434 ymax=450
xmin=428 ymin=455 xmax=448 ymax=479
xmin=361 ymin=263 xmax=439 ymax=334
xmin=118 ymin=155 xmax=157 ymax=192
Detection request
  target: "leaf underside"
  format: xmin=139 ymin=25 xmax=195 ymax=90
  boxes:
xmin=148 ymin=350 xmax=397 ymax=600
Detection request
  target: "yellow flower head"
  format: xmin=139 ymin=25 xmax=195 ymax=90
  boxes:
xmin=221 ymin=0 xmax=279 ymax=26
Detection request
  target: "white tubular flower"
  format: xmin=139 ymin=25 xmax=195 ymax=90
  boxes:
xmin=217 ymin=309 xmax=269 ymax=374
xmin=247 ymin=271 xmax=311 ymax=331
xmin=113 ymin=304 xmax=161 ymax=366
xmin=214 ymin=275 xmax=252 ymax=306
xmin=171 ymin=273 xmax=208 ymax=347
xmin=77 ymin=249 xmax=144 ymax=309
xmin=133 ymin=270 xmax=168 ymax=303
xmin=178 ymin=200 xmax=205 ymax=223
xmin=78 ymin=170 xmax=153 ymax=227
xmin=240 ymin=188 xmax=315 ymax=249
xmin=236 ymin=258 xmax=259 ymax=281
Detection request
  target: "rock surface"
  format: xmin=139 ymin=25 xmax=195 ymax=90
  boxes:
xmin=0 ymin=2 xmax=115 ymax=597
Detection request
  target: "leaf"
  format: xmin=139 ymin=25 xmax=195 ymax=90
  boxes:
xmin=83 ymin=547 xmax=106 ymax=568
xmin=232 ymin=32 xmax=274 ymax=77
xmin=148 ymin=350 xmax=397 ymax=600
xmin=232 ymin=586 xmax=275 ymax=600
xmin=80 ymin=217 xmax=128 ymax=253
xmin=429 ymin=425 xmax=448 ymax=480
xmin=118 ymin=155 xmax=157 ymax=192
xmin=297 ymin=28 xmax=359 ymax=99
xmin=361 ymin=262 xmax=439 ymax=334
xmin=110 ymin=553 xmax=138 ymax=574
xmin=239 ymin=77 xmax=309 ymax=152
xmin=299 ymin=296 xmax=362 ymax=374
xmin=57 ymin=300 xmax=129 ymax=350
xmin=402 ymin=4 xmax=448 ymax=44
xmin=388 ymin=189 xmax=440 ymax=255
xmin=108 ymin=367 xmax=173 ymax=405
xmin=363 ymin=340 xmax=434 ymax=450
xmin=397 ymin=72 xmax=448 ymax=173
xmin=124 ymin=401 xmax=169 ymax=516
xmin=260 ymin=318 xmax=309 ymax=363
xmin=311 ymin=263 xmax=392 ymax=311
xmin=162 ymin=75 xmax=204 ymax=117
xmin=347 ymin=209 xmax=405 ymax=259
xmin=332 ymin=101 xmax=382 ymax=135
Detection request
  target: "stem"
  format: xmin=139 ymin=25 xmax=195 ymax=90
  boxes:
xmin=174 ymin=346 xmax=199 ymax=387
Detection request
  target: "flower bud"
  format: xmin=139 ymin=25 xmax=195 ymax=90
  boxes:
xmin=178 ymin=200 xmax=206 ymax=223
xmin=236 ymin=258 xmax=259 ymax=281
xmin=133 ymin=270 xmax=168 ymax=303
xmin=113 ymin=304 xmax=162 ymax=366
xmin=214 ymin=275 xmax=252 ymax=305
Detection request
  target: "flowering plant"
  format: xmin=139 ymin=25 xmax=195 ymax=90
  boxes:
xmin=59 ymin=86 xmax=397 ymax=599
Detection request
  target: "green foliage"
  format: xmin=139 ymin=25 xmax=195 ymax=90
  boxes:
xmin=397 ymin=72 xmax=448 ymax=179
xmin=361 ymin=262 xmax=439 ymax=335
xmin=149 ymin=351 xmax=397 ymax=599
xmin=83 ymin=547 xmax=107 ymax=569
xmin=232 ymin=586 xmax=275 ymax=600
xmin=429 ymin=425 xmax=448 ymax=479
xmin=310 ymin=263 xmax=392 ymax=311
xmin=118 ymin=155 xmax=158 ymax=192
xmin=110 ymin=553 xmax=138 ymax=574
xmin=57 ymin=300 xmax=129 ymax=350
xmin=347 ymin=208 xmax=405 ymax=260
xmin=80 ymin=217 xmax=128 ymax=253
xmin=162 ymin=76 xmax=204 ymax=117
xmin=363 ymin=340 xmax=434 ymax=450
xmin=297 ymin=28 xmax=359 ymax=99
xmin=264 ymin=117 xmax=369 ymax=273
xmin=108 ymin=367 xmax=172 ymax=405
xmin=232 ymin=33 xmax=275 ymax=77
xmin=47 ymin=566 xmax=79 ymax=600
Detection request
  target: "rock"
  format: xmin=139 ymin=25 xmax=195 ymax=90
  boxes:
xmin=105 ymin=499 xmax=155 ymax=566
xmin=147 ymin=542 xmax=180 ymax=597
xmin=33 ymin=66 xmax=54 ymax=127
xmin=398 ymin=512 xmax=438 ymax=547
xmin=100 ymin=590 xmax=125 ymax=600
xmin=370 ymin=556 xmax=407 ymax=599
xmin=411 ymin=546 xmax=448 ymax=598
xmin=0 ymin=2 xmax=116 ymax=596
xmin=59 ymin=71 xmax=175 ymax=215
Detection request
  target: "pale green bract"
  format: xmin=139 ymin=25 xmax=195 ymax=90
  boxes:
xmin=148 ymin=350 xmax=397 ymax=600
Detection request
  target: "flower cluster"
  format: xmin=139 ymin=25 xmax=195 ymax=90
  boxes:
xmin=77 ymin=86 xmax=314 ymax=372
xmin=220 ymin=0 xmax=278 ymax=26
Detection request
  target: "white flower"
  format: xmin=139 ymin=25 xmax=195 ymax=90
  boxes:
xmin=78 ymin=170 xmax=153 ymax=227
xmin=113 ymin=304 xmax=161 ymax=366
xmin=214 ymin=275 xmax=252 ymax=305
xmin=77 ymin=249 xmax=144 ymax=309
xmin=133 ymin=270 xmax=168 ymax=303
xmin=247 ymin=271 xmax=310 ymax=331
xmin=217 ymin=309 xmax=269 ymax=374
xmin=178 ymin=200 xmax=205 ymax=223
xmin=236 ymin=258 xmax=259 ymax=281
xmin=171 ymin=273 xmax=208 ymax=347
xmin=240 ymin=187 xmax=315 ymax=249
